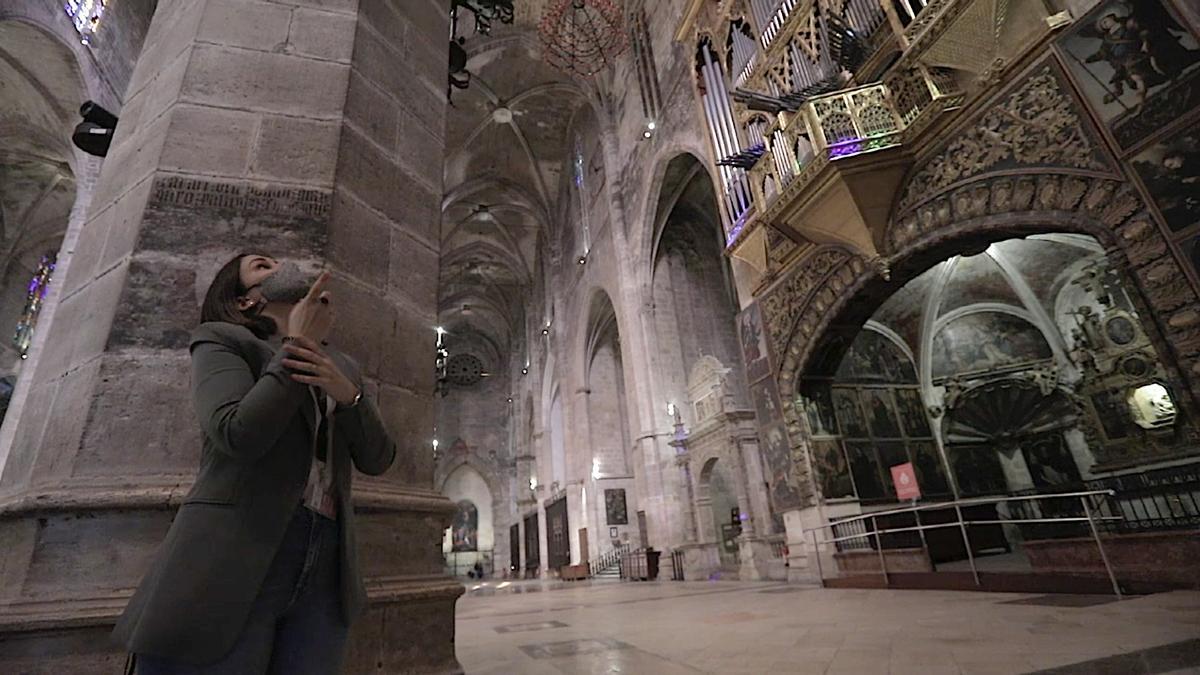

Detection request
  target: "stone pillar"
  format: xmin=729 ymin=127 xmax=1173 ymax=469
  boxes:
xmin=566 ymin=482 xmax=583 ymax=565
xmin=0 ymin=1 xmax=460 ymax=672
xmin=737 ymin=535 xmax=774 ymax=581
xmin=784 ymin=507 xmax=825 ymax=584
xmin=517 ymin=497 xmax=533 ymax=578
xmin=537 ymin=499 xmax=550 ymax=576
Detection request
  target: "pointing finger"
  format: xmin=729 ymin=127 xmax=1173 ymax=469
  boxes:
xmin=305 ymin=271 xmax=333 ymax=302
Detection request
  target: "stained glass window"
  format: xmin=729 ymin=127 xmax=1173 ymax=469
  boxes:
xmin=65 ymin=0 xmax=107 ymax=45
xmin=13 ymin=254 xmax=56 ymax=359
xmin=573 ymin=135 xmax=591 ymax=260
xmin=573 ymin=136 xmax=585 ymax=188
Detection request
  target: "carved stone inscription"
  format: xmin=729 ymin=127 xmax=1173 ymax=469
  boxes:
xmin=150 ymin=176 xmax=331 ymax=218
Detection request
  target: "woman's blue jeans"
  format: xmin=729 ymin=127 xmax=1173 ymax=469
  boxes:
xmin=136 ymin=505 xmax=348 ymax=675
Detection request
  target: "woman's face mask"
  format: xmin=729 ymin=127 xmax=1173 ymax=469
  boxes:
xmin=252 ymin=261 xmax=314 ymax=306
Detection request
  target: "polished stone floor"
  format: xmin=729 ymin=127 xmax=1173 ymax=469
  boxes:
xmin=454 ymin=579 xmax=1200 ymax=674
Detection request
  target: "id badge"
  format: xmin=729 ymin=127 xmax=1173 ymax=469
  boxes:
xmin=304 ymin=459 xmax=336 ymax=518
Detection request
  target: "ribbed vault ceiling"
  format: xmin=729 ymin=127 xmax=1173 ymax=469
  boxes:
xmin=0 ymin=21 xmax=79 ymax=288
xmin=440 ymin=23 xmax=592 ymax=358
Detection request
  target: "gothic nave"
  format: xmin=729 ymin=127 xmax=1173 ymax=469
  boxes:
xmin=0 ymin=0 xmax=1198 ymax=673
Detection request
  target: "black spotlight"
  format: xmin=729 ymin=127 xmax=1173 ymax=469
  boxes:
xmin=72 ymin=101 xmax=119 ymax=157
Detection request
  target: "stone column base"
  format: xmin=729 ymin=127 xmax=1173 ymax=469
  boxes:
xmin=678 ymin=542 xmax=722 ymax=580
xmin=0 ymin=585 xmax=464 ymax=675
xmin=737 ymin=536 xmax=777 ymax=581
xmin=783 ymin=507 xmax=828 ymax=585
xmin=0 ymin=489 xmax=464 ymax=674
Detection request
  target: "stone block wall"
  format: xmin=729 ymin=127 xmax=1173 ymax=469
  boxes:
xmin=0 ymin=0 xmax=461 ymax=671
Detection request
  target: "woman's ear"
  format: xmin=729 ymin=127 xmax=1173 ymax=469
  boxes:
xmin=236 ymin=295 xmax=258 ymax=312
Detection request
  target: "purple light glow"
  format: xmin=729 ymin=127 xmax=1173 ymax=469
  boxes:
xmin=828 ymin=140 xmax=864 ymax=158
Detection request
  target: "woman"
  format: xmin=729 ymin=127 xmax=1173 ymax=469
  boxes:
xmin=113 ymin=254 xmax=397 ymax=674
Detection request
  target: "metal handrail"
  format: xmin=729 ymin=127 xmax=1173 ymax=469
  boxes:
xmin=812 ymin=489 xmax=1116 ymax=530
xmin=805 ymin=490 xmax=1124 ymax=598
xmin=817 ymin=515 xmax=1122 ymax=548
xmin=820 ymin=485 xmax=1118 ymax=528
xmin=588 ymin=543 xmax=629 ymax=577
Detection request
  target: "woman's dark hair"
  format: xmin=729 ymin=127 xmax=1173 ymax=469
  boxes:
xmin=200 ymin=253 xmax=277 ymax=339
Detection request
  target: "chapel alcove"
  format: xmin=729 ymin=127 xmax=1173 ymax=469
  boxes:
xmin=796 ymin=233 xmax=1194 ymax=572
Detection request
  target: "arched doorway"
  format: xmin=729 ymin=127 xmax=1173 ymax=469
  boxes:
xmin=646 ymin=154 xmax=780 ymax=577
xmin=441 ymin=464 xmax=496 ymax=578
xmin=579 ymin=290 xmax=637 ymax=565
xmin=697 ymin=457 xmax=742 ymax=572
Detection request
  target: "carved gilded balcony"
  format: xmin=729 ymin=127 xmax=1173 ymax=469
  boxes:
xmin=678 ymin=0 xmax=1050 ymax=263
xmin=731 ymin=70 xmax=962 ymax=263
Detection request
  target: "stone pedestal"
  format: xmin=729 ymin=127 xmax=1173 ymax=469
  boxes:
xmin=784 ymin=507 xmax=824 ymax=584
xmin=0 ymin=1 xmax=461 ymax=672
xmin=678 ymin=541 xmax=722 ymax=580
xmin=736 ymin=535 xmax=775 ymax=581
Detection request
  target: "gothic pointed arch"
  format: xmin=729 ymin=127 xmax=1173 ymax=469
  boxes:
xmin=762 ymin=56 xmax=1200 ymax=509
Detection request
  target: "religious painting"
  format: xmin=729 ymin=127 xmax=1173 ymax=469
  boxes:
xmin=930 ymin=312 xmax=1053 ymax=379
xmin=812 ymin=440 xmax=855 ymax=499
xmin=604 ymin=488 xmax=629 ymax=525
xmin=761 ymin=421 xmax=803 ymax=510
xmin=909 ymin=440 xmax=951 ymax=495
xmin=1090 ymin=389 xmax=1132 ymax=440
xmin=1058 ymin=0 xmax=1200 ymax=149
xmin=451 ymin=500 xmax=478 ymax=552
xmin=875 ymin=441 xmax=909 ymax=498
xmin=751 ymin=379 xmax=784 ymax=427
xmin=835 ymin=329 xmax=917 ymax=384
xmin=1131 ymin=118 xmax=1200 ymax=232
xmin=863 ymin=389 xmax=903 ymax=438
xmin=832 ymin=387 xmax=867 ymax=438
xmin=1021 ymin=435 xmax=1082 ymax=489
xmin=948 ymin=445 xmax=1008 ymax=497
xmin=845 ymin=441 xmax=885 ymax=499
xmin=738 ymin=302 xmax=772 ymax=383
xmin=895 ymin=388 xmax=932 ymax=437
xmin=798 ymin=385 xmax=838 ymax=437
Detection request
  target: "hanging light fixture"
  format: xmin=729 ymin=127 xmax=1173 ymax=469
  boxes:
xmin=539 ymin=0 xmax=629 ymax=78
xmin=448 ymin=1 xmax=516 ymax=101
xmin=451 ymin=0 xmax=515 ymax=37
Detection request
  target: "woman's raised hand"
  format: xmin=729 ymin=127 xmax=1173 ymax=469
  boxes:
xmin=281 ymin=336 xmax=359 ymax=405
xmin=286 ymin=271 xmax=334 ymax=343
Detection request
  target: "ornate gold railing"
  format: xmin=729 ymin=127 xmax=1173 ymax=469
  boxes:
xmin=743 ymin=72 xmax=961 ymax=229
xmin=884 ymin=64 xmax=965 ymax=137
xmin=807 ymin=83 xmax=906 ymax=156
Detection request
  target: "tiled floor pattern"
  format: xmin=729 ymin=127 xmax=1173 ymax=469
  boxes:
xmin=456 ymin=580 xmax=1200 ymax=674
xmin=1027 ymin=639 xmax=1200 ymax=674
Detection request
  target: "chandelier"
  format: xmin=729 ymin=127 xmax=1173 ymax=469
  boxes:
xmin=539 ymin=0 xmax=629 ymax=78
xmin=451 ymin=0 xmax=514 ymax=37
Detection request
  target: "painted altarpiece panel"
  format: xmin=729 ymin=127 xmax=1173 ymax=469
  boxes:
xmin=1056 ymin=0 xmax=1200 ymax=151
